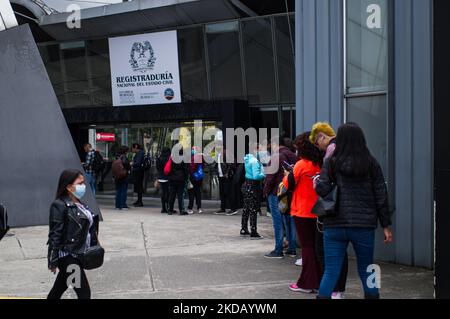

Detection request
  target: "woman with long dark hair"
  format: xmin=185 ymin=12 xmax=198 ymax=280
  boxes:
xmin=284 ymin=132 xmax=323 ymax=293
xmin=315 ymin=123 xmax=393 ymax=299
xmin=47 ymin=169 xmax=100 ymax=299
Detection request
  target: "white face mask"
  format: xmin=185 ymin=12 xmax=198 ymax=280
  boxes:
xmin=71 ymin=184 xmax=86 ymax=199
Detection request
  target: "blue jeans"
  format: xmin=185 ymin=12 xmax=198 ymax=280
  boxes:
xmin=283 ymin=214 xmax=297 ymax=252
xmin=318 ymin=227 xmax=379 ymax=298
xmin=268 ymin=195 xmax=296 ymax=253
xmin=85 ymin=173 xmax=96 ymax=196
xmin=115 ymin=182 xmax=128 ymax=209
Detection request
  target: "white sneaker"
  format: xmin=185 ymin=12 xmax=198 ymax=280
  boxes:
xmin=197 ymin=209 xmax=203 ymax=214
xmin=295 ymin=258 xmax=303 ymax=266
xmin=331 ymin=292 xmax=345 ymax=299
xmin=226 ymin=210 xmax=238 ymax=216
xmin=187 ymin=209 xmax=194 ymax=215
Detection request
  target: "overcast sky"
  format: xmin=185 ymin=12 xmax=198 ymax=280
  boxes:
xmin=42 ymin=0 xmax=124 ymax=12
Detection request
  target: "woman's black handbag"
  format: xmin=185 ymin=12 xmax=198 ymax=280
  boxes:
xmin=80 ymin=230 xmax=104 ymax=270
xmin=81 ymin=245 xmax=105 ymax=270
xmin=312 ymin=185 xmax=338 ymax=218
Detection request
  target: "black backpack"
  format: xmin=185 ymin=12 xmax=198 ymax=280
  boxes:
xmin=0 ymin=203 xmax=10 ymax=241
xmin=92 ymin=151 xmax=105 ymax=173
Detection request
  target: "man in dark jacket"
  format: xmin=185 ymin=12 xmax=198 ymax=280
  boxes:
xmin=132 ymin=143 xmax=145 ymax=207
xmin=263 ymin=137 xmax=298 ymax=259
xmin=156 ymin=147 xmax=171 ymax=213
xmin=168 ymin=148 xmax=189 ymax=215
xmin=213 ymin=148 xmax=237 ymax=215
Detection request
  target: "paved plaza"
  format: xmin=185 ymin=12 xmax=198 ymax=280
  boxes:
xmin=0 ymin=198 xmax=434 ymax=299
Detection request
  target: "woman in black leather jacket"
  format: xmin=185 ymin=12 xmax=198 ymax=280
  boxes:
xmin=47 ymin=169 xmax=99 ymax=299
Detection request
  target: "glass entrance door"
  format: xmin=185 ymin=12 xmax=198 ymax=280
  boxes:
xmin=87 ymin=121 xmax=221 ymax=200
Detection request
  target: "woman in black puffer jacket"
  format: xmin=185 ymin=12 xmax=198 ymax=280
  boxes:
xmin=315 ymin=123 xmax=393 ymax=299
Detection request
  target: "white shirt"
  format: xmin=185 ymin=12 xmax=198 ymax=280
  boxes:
xmin=217 ymin=153 xmax=223 ymax=177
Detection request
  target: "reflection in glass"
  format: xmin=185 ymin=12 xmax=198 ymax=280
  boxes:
xmin=178 ymin=27 xmax=208 ymax=101
xmin=275 ymin=16 xmax=295 ymax=103
xmin=206 ymin=21 xmax=244 ymax=99
xmin=346 ymin=95 xmax=387 ymax=176
xmin=346 ymin=0 xmax=387 ymax=93
xmin=86 ymin=39 xmax=112 ymax=106
xmin=60 ymin=41 xmax=90 ymax=108
xmin=242 ymin=18 xmax=276 ymax=104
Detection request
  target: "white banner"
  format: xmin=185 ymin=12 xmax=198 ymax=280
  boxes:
xmin=109 ymin=30 xmax=181 ymax=106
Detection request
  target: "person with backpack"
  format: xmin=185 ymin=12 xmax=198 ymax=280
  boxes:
xmin=187 ymin=146 xmax=204 ymax=214
xmin=112 ymin=146 xmax=131 ymax=210
xmin=241 ymin=143 xmax=265 ymax=239
xmin=131 ymin=143 xmax=145 ymax=207
xmin=284 ymin=132 xmax=323 ymax=294
xmin=93 ymin=148 xmax=106 ymax=191
xmin=156 ymin=147 xmax=171 ymax=214
xmin=47 ymin=169 xmax=102 ymax=299
xmin=263 ymin=136 xmax=297 ymax=259
xmin=315 ymin=123 xmax=393 ymax=299
xmin=82 ymin=143 xmax=97 ymax=196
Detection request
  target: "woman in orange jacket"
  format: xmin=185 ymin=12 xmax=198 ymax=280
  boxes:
xmin=283 ymin=132 xmax=323 ymax=293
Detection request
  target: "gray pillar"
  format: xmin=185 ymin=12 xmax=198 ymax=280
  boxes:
xmin=295 ymin=0 xmax=343 ymax=135
xmin=394 ymin=0 xmax=433 ymax=268
xmin=0 ymin=25 xmax=101 ymax=227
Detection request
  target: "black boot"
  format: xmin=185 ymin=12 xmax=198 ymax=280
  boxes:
xmin=240 ymin=229 xmax=250 ymax=236
xmin=250 ymin=231 xmax=263 ymax=240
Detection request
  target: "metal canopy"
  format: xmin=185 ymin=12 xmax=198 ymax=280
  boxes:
xmin=39 ymin=0 xmax=242 ymax=41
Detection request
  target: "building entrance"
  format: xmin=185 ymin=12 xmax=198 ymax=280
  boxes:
xmin=86 ymin=121 xmax=221 ymax=200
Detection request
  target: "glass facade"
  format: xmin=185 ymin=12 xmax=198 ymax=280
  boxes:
xmin=178 ymin=27 xmax=208 ymax=101
xmin=206 ymin=21 xmax=244 ymax=100
xmin=37 ymin=13 xmax=296 ymax=139
xmin=345 ymin=0 xmax=389 ymax=179
xmin=242 ymin=18 xmax=276 ymax=104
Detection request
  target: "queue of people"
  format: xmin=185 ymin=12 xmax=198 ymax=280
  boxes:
xmin=274 ymin=122 xmax=394 ymax=299
xmin=60 ymin=121 xmax=393 ymax=299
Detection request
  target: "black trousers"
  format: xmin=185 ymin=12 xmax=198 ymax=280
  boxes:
xmin=47 ymin=256 xmax=91 ymax=299
xmin=160 ymin=181 xmax=170 ymax=212
xmin=241 ymin=180 xmax=261 ymax=232
xmin=133 ymin=170 xmax=145 ymax=203
xmin=169 ymin=181 xmax=185 ymax=212
xmin=219 ymin=177 xmax=238 ymax=211
xmin=188 ymin=180 xmax=202 ymax=210
xmin=316 ymin=224 xmax=348 ymax=293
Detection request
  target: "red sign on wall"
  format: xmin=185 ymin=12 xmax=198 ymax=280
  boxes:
xmin=96 ymin=133 xmax=115 ymax=142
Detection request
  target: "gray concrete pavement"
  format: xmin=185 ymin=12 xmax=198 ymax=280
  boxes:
xmin=0 ymin=198 xmax=434 ymax=299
